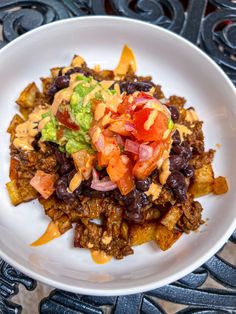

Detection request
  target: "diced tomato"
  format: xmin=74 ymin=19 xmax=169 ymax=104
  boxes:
xmin=138 ymin=91 xmax=153 ymax=100
xmin=30 ymin=170 xmax=57 ymax=199
xmin=97 ymin=152 xmax=107 ymax=167
xmin=116 ymin=163 xmax=134 ymax=195
xmin=72 ymin=150 xmax=95 ymax=180
xmin=109 ymin=120 xmax=131 ymax=136
xmin=133 ymin=108 xmax=168 ymax=142
xmin=133 ymin=142 xmax=165 ymax=179
xmin=56 ymin=109 xmax=80 ymax=131
xmin=118 ymin=96 xmax=135 ymax=114
xmin=56 ymin=126 xmax=65 ymax=140
xmin=97 ymin=136 xmax=120 ymax=167
xmin=107 ymin=155 xmax=127 ymax=182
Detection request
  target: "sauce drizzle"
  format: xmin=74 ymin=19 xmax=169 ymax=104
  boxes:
xmin=91 ymin=250 xmax=112 ymax=264
xmin=31 ymin=221 xmax=61 ymax=246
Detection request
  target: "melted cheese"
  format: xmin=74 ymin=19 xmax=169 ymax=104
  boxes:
xmin=145 ymin=183 xmax=162 ymax=200
xmin=71 ymin=55 xmax=85 ymax=67
xmin=101 ymin=112 xmax=113 ymax=127
xmin=91 ymin=126 xmax=102 ymax=143
xmin=13 ymin=106 xmax=49 ymax=151
xmin=94 ymin=102 xmax=106 ymax=121
xmin=159 ymin=159 xmax=171 ymax=185
xmin=185 ymin=109 xmax=198 ymax=123
xmin=114 ymin=44 xmax=137 ymax=75
xmin=31 ymin=222 xmax=61 ymax=246
xmin=91 ymin=250 xmax=112 ymax=264
xmin=100 ymin=80 xmax=114 ymax=89
xmin=175 ymin=124 xmax=192 ymax=142
xmin=93 ymin=64 xmax=101 ymax=72
xmin=144 ymin=110 xmax=158 ymax=131
xmin=51 ymin=80 xmax=82 ymax=115
xmin=69 ymin=171 xmax=82 ymax=192
xmin=83 ymin=85 xmax=102 ymax=107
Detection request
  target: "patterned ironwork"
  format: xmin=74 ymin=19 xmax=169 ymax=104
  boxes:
xmin=0 ymin=259 xmax=36 ymax=313
xmin=0 ymin=0 xmax=235 ymax=313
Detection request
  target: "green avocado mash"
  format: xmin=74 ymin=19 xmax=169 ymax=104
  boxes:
xmin=40 ymin=74 xmax=116 ymax=155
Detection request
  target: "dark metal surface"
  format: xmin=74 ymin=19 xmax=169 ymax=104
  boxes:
xmin=0 ymin=0 xmax=235 ymax=313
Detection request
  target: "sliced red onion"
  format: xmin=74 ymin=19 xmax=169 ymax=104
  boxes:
xmin=135 ymin=97 xmax=149 ymax=105
xmin=139 ymin=144 xmax=153 ymax=161
xmin=91 ymin=170 xmax=117 ymax=191
xmin=114 ymin=134 xmax=125 ymax=148
xmin=95 ymin=134 xmax=105 ymax=152
xmin=124 ymin=121 xmax=135 ymax=132
xmin=125 ymin=139 xmax=139 ymax=154
xmin=120 ymin=154 xmax=130 ymax=165
xmin=91 ymin=181 xmax=117 ymax=191
xmin=92 ymin=168 xmax=99 ymax=182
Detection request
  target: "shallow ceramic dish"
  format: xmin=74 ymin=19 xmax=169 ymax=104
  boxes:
xmin=0 ymin=16 xmax=236 ymax=296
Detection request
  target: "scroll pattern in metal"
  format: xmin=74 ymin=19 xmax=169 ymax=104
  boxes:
xmin=0 ymin=259 xmax=36 ymax=313
xmin=0 ymin=0 xmax=235 ymax=313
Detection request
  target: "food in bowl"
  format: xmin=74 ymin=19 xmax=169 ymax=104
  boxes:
xmin=6 ymin=45 xmax=228 ymax=264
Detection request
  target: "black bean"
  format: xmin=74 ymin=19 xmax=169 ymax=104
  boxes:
xmin=168 ymin=105 xmax=179 ymax=122
xmin=182 ymin=165 xmax=194 ymax=178
xmin=54 ymin=75 xmax=70 ymax=89
xmin=54 ymin=150 xmax=74 ymax=174
xmin=55 ymin=175 xmax=76 ymax=203
xmin=47 ymin=84 xmax=58 ymax=96
xmin=124 ymin=189 xmax=137 ymax=206
xmin=167 ymin=171 xmax=185 ymax=189
xmin=65 ymin=67 xmax=91 ymax=77
xmin=31 ymin=133 xmax=41 ymax=151
xmin=140 ymin=192 xmax=150 ymax=206
xmin=174 ymin=186 xmax=187 ymax=203
xmin=124 ymin=209 xmax=144 ymax=223
xmin=166 ymin=171 xmax=187 ymax=203
xmin=172 ymin=130 xmax=181 ymax=146
xmin=113 ymin=189 xmax=126 ymax=203
xmin=171 ymin=142 xmax=192 ymax=161
xmin=169 ymin=155 xmax=187 ymax=171
xmin=119 ymin=81 xmax=154 ymax=94
xmin=124 ymin=189 xmax=150 ymax=211
xmin=136 ymin=177 xmax=151 ymax=191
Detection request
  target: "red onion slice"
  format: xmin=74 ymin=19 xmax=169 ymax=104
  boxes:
xmin=92 ymin=168 xmax=99 ymax=182
xmin=91 ymin=181 xmax=117 ymax=191
xmin=139 ymin=144 xmax=153 ymax=161
xmin=124 ymin=121 xmax=135 ymax=132
xmin=114 ymin=134 xmax=125 ymax=148
xmin=135 ymin=97 xmax=149 ymax=105
xmin=125 ymin=139 xmax=139 ymax=154
xmin=95 ymin=134 xmax=105 ymax=152
xmin=91 ymin=169 xmax=117 ymax=191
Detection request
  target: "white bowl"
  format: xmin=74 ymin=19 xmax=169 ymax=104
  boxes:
xmin=0 ymin=16 xmax=236 ymax=296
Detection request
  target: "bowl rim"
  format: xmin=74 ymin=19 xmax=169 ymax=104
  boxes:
xmin=0 ymin=15 xmax=236 ymax=296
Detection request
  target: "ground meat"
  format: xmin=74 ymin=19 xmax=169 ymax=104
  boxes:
xmin=190 ymin=149 xmax=215 ymax=169
xmin=177 ymin=196 xmax=203 ymax=233
xmin=153 ymin=186 xmax=175 ymax=208
xmin=9 ymin=61 xmax=218 ymax=259
xmin=79 ymin=197 xmax=107 ymax=219
xmin=168 ymin=95 xmax=186 ymax=109
xmin=103 ymin=202 xmax=123 ymax=238
xmin=153 ymin=85 xmax=165 ymax=99
xmin=74 ymin=220 xmax=133 ymax=259
xmin=187 ymin=121 xmax=205 ymax=154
